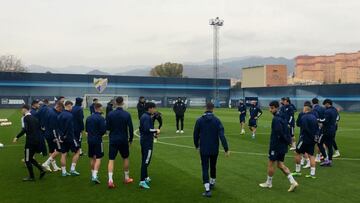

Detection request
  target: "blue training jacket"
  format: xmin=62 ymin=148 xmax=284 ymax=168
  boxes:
xmin=298 ymin=112 xmax=319 ymax=144
xmin=106 ymin=107 xmax=134 ymax=144
xmin=323 ymin=106 xmax=338 ymax=135
xmin=45 ymin=108 xmax=61 ymax=139
xmin=86 ymin=112 xmax=106 ymax=144
xmin=280 ymin=104 xmax=294 ymax=126
xmin=37 ymin=104 xmax=49 ymax=129
xmin=193 ymin=111 xmax=229 ymax=155
xmin=238 ymin=104 xmax=246 ymax=116
xmin=139 ymin=112 xmax=157 ymax=146
xmin=313 ymin=104 xmax=325 ymax=122
xmin=269 ymin=111 xmax=288 ymax=154
xmin=57 ymin=110 xmax=75 ymax=143
xmin=71 ymin=98 xmax=85 ymax=135
xmin=249 ymin=105 xmax=262 ymax=119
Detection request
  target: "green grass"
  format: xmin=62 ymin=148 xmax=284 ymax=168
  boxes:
xmin=0 ymin=108 xmax=359 ymax=203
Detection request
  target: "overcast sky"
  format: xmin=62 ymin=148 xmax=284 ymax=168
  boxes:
xmin=1 ymin=0 xmax=360 ymax=70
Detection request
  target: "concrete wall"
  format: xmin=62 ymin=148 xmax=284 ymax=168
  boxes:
xmin=242 ymin=66 xmax=265 ymax=88
xmin=265 ymin=65 xmax=287 ymax=87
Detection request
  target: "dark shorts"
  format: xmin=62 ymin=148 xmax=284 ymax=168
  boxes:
xmin=88 ymin=142 xmax=104 ymax=159
xmin=59 ymin=139 xmax=80 ymax=154
xmin=45 ymin=136 xmax=57 ymax=154
xmin=296 ymin=141 xmax=315 ymax=156
xmin=268 ymin=150 xmax=285 ymax=162
xmin=248 ymin=118 xmax=257 ymax=128
xmin=239 ymin=115 xmax=246 ymax=123
xmin=109 ymin=142 xmax=129 ymax=160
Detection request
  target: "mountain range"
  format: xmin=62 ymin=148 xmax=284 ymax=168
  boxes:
xmin=27 ymin=56 xmax=295 ymax=79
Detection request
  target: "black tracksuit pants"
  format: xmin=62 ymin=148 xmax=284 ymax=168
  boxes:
xmin=24 ymin=145 xmax=44 ymax=178
xmin=200 ymin=153 xmax=218 ymax=184
xmin=318 ymin=132 xmax=335 ymax=160
xmin=176 ymin=115 xmax=184 ymax=130
xmin=140 ymin=142 xmax=153 ymax=181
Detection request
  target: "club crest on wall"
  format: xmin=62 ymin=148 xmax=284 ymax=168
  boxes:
xmin=93 ymin=78 xmax=108 ymax=93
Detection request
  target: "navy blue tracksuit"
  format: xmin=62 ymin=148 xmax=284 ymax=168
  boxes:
xmin=280 ymin=104 xmax=295 ymax=137
xmin=58 ymin=110 xmax=78 ymax=153
xmin=86 ymin=112 xmax=107 ymax=158
xmin=45 ymin=108 xmax=61 ymax=153
xmin=30 ymin=108 xmax=38 ymax=118
xmin=37 ymin=104 xmax=50 ymax=155
xmin=106 ymin=107 xmax=134 ymax=160
xmin=268 ymin=112 xmax=289 ymax=162
xmin=139 ymin=112 xmax=157 ymax=181
xmin=334 ymin=110 xmax=340 ymax=150
xmin=193 ymin=111 xmax=229 ymax=184
xmin=137 ymin=101 xmax=146 ymax=120
xmin=16 ymin=113 xmax=44 ymax=178
xmin=72 ymin=100 xmax=84 ymax=147
xmin=238 ymin=104 xmax=246 ymax=123
xmin=89 ymin=103 xmax=95 ymax=115
xmin=249 ymin=105 xmax=262 ymax=127
xmin=296 ymin=112 xmax=319 ymax=155
xmin=173 ymin=101 xmax=187 ymax=130
xmin=319 ymin=106 xmax=338 ymax=160
xmin=313 ymin=104 xmax=325 ymax=123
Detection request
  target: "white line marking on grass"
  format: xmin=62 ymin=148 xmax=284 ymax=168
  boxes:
xmin=133 ymin=129 xmax=360 ymax=161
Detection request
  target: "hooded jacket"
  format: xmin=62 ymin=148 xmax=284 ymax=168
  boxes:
xmin=323 ymin=106 xmax=338 ymax=135
xmin=173 ymin=100 xmax=187 ymax=116
xmin=269 ymin=111 xmax=289 ymax=154
xmin=193 ymin=111 xmax=229 ymax=155
xmin=71 ymin=97 xmax=84 ymax=136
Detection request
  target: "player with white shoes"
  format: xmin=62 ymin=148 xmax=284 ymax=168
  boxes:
xmin=173 ymin=97 xmax=186 ymax=134
xmin=41 ymin=102 xmax=62 ymax=172
xmin=238 ymin=100 xmax=246 ymax=135
xmin=292 ymin=102 xmax=318 ymax=179
xmin=259 ymin=101 xmax=298 ymax=192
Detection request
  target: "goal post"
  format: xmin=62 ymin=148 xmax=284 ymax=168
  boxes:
xmin=83 ymin=94 xmax=129 ymax=109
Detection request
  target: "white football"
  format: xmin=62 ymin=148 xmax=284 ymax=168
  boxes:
xmin=0 ymin=143 xmax=4 ymax=148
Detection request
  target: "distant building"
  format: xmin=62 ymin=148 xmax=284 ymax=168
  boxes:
xmin=295 ymin=51 xmax=360 ymax=84
xmin=242 ymin=65 xmax=288 ymax=88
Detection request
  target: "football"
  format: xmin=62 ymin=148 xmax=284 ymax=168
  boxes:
xmin=0 ymin=143 xmax=4 ymax=148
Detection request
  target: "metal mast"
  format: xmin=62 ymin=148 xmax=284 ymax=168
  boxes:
xmin=209 ymin=17 xmax=223 ymax=106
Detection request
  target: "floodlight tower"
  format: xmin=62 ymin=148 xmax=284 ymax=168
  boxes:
xmin=209 ymin=17 xmax=223 ymax=106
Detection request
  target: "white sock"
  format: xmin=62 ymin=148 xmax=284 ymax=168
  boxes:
xmin=204 ymin=183 xmax=210 ymax=191
xmin=296 ymin=164 xmax=301 ymax=172
xmin=51 ymin=159 xmax=59 ymax=168
xmin=124 ymin=171 xmax=130 ymax=180
xmin=108 ymin=172 xmax=113 ymax=182
xmin=287 ymin=174 xmax=296 ymax=184
xmin=310 ymin=167 xmax=316 ymax=176
xmin=44 ymin=157 xmax=53 ymax=165
xmin=92 ymin=170 xmax=98 ymax=179
xmin=61 ymin=166 xmax=66 ymax=174
xmin=266 ymin=176 xmax=273 ymax=185
xmin=210 ymin=178 xmax=216 ymax=185
xmin=70 ymin=163 xmax=76 ymax=171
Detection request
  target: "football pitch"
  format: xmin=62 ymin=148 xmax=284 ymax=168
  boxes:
xmin=0 ymin=107 xmax=359 ymax=203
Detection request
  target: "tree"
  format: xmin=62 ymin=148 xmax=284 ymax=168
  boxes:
xmin=0 ymin=55 xmax=27 ymax=72
xmin=150 ymin=62 xmax=183 ymax=78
